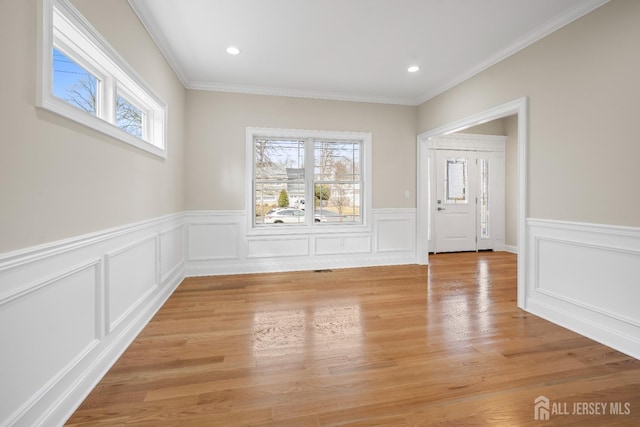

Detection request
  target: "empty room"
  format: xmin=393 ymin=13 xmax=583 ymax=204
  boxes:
xmin=1 ymin=0 xmax=639 ymax=425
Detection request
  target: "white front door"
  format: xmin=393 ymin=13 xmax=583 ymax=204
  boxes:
xmin=434 ymin=150 xmax=478 ymax=252
xmin=428 ymin=134 xmax=506 ymax=254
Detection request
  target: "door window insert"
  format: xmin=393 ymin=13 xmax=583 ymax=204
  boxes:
xmin=444 ymin=157 xmax=468 ymax=203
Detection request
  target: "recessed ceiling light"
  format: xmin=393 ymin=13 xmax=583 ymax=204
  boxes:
xmin=226 ymin=46 xmax=240 ymax=55
xmin=407 ymin=65 xmax=420 ymax=73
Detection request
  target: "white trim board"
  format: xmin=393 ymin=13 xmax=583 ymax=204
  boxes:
xmin=6 ymin=207 xmax=640 ymax=426
xmin=525 ymin=218 xmax=640 ymax=359
xmin=0 ymin=213 xmax=185 ymax=427
xmin=185 ymin=208 xmax=416 ymax=277
xmin=416 ymin=97 xmax=528 ymax=308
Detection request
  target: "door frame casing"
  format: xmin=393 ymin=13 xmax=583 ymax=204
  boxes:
xmin=416 ymin=97 xmax=527 ymax=309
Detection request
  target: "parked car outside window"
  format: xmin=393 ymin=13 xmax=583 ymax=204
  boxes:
xmin=264 ymin=208 xmax=304 ymax=224
xmin=264 ymin=208 xmax=326 ymax=224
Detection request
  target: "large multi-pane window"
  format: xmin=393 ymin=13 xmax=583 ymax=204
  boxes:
xmin=250 ymin=129 xmax=370 ymax=229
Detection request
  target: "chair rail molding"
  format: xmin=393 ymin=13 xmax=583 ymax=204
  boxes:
xmin=0 ymin=213 xmax=185 ymax=427
xmin=4 ymin=207 xmax=640 ymax=426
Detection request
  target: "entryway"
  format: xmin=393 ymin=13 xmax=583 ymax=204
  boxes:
xmin=429 ymin=135 xmax=505 ymax=253
xmin=415 ymin=97 xmax=526 ymax=308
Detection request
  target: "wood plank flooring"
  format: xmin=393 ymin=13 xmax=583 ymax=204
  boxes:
xmin=66 ymin=252 xmax=640 ymax=426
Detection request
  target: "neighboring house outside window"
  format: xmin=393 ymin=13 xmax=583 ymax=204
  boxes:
xmin=247 ymin=128 xmax=372 ymax=233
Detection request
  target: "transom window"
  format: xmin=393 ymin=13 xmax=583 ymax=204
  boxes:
xmin=38 ymin=0 xmax=167 ymax=157
xmin=248 ymin=128 xmax=371 ymax=232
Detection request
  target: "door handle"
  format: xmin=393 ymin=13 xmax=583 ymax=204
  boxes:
xmin=437 ymin=207 xmax=446 ymax=211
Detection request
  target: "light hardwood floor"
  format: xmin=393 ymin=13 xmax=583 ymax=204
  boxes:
xmin=66 ymin=252 xmax=640 ymax=426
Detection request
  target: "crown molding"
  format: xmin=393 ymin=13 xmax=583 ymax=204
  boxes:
xmin=187 ymin=81 xmax=418 ymax=106
xmin=127 ymin=0 xmax=190 ymax=89
xmin=415 ymin=0 xmax=610 ymax=105
xmin=129 ymin=0 xmax=609 ymax=107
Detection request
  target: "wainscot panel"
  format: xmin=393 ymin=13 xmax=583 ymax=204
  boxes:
xmin=187 ymin=222 xmax=239 ymax=261
xmin=0 ymin=261 xmax=100 ymax=427
xmin=314 ymin=234 xmax=371 ymax=256
xmin=160 ymin=225 xmax=185 ymax=283
xmin=0 ymin=213 xmax=185 ymax=427
xmin=375 ymin=209 xmax=416 ymax=253
xmin=0 ymin=209 xmax=420 ymax=425
xmin=106 ymin=236 xmax=159 ymax=332
xmin=525 ymin=218 xmax=640 ymax=360
xmin=185 ymin=209 xmax=417 ymax=276
xmin=247 ymin=237 xmax=310 ymax=259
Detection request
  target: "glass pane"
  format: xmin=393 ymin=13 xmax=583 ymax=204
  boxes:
xmin=313 ymin=140 xmax=362 ymax=224
xmin=52 ymin=48 xmax=97 ymax=115
xmin=480 ymin=158 xmax=490 ymax=238
xmin=255 ymin=139 xmax=305 ymax=226
xmin=314 ymin=140 xmax=360 ymax=182
xmin=255 ymin=183 xmax=302 ymax=225
xmin=256 ymin=139 xmax=305 ymax=179
xmin=445 ymin=157 xmax=467 ymax=203
xmin=314 ymin=183 xmax=361 ymax=223
xmin=428 ymin=155 xmax=432 ymax=241
xmin=117 ymin=95 xmax=144 ymax=138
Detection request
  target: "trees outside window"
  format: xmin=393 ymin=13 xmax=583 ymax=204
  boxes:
xmin=251 ymin=130 xmax=367 ymax=228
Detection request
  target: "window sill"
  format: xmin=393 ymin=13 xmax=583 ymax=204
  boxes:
xmin=37 ymin=98 xmax=166 ymax=159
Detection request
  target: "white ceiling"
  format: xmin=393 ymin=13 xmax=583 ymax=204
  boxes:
xmin=129 ymin=0 xmax=608 ymax=105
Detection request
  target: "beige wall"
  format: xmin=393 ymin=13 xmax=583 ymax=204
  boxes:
xmin=0 ymin=0 xmax=185 ymax=253
xmin=461 ymin=120 xmax=505 ymax=136
xmin=185 ymin=91 xmax=417 ymax=210
xmin=4 ymin=0 xmax=637 ymax=255
xmin=418 ymin=0 xmax=640 ymax=227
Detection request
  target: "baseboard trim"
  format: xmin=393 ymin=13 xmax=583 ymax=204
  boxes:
xmin=43 ymin=266 xmax=184 ymax=427
xmin=187 ymin=254 xmax=417 ymax=277
xmin=526 ymin=298 xmax=640 ymax=360
xmin=503 ymin=244 xmax=518 ymax=254
xmin=0 ymin=213 xmax=185 ymax=427
xmin=5 ymin=213 xmax=640 ymax=426
xmin=525 ymin=218 xmax=640 ymax=360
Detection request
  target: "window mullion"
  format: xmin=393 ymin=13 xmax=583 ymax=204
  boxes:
xmin=102 ymin=76 xmax=116 ymax=123
xmin=305 ymin=137 xmax=315 ymax=226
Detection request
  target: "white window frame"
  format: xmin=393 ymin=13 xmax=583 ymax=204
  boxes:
xmin=37 ymin=0 xmax=167 ymax=158
xmin=246 ymin=127 xmax=372 ymax=236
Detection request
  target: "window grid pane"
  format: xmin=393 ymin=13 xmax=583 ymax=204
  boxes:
xmin=116 ymin=95 xmax=144 ymax=139
xmin=255 ymin=139 xmax=306 ymax=226
xmin=314 ymin=183 xmax=361 ymax=223
xmin=52 ymin=47 xmax=98 ymax=116
xmin=313 ymin=140 xmax=362 ymax=224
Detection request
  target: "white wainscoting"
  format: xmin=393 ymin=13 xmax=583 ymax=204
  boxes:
xmin=525 ymin=218 xmax=640 ymax=360
xmin=0 ymin=213 xmax=185 ymax=427
xmin=3 ymin=211 xmax=640 ymax=426
xmin=186 ymin=209 xmax=416 ymax=276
